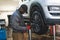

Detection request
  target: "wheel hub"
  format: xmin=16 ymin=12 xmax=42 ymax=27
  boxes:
xmin=31 ymin=11 xmax=41 ymax=33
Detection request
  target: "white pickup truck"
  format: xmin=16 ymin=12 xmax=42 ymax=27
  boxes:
xmin=20 ymin=0 xmax=60 ymax=34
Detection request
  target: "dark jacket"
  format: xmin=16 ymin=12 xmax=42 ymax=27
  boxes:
xmin=10 ymin=10 xmax=27 ymax=32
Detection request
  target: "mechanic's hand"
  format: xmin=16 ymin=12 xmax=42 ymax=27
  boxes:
xmin=26 ymin=25 xmax=31 ymax=30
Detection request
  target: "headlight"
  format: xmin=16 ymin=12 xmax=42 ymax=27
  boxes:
xmin=48 ymin=6 xmax=60 ymax=11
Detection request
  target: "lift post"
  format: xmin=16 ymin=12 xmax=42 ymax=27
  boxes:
xmin=27 ymin=25 xmax=32 ymax=40
xmin=28 ymin=28 xmax=32 ymax=40
xmin=53 ymin=25 xmax=56 ymax=40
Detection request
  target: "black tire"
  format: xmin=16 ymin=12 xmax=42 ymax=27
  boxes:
xmin=30 ymin=6 xmax=48 ymax=34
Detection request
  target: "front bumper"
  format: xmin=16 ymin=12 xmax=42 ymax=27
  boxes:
xmin=44 ymin=5 xmax=60 ymax=25
xmin=46 ymin=19 xmax=60 ymax=25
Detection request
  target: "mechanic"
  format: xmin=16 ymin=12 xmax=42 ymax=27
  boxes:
xmin=10 ymin=5 xmax=28 ymax=40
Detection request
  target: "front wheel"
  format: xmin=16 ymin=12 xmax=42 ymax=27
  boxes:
xmin=30 ymin=6 xmax=48 ymax=34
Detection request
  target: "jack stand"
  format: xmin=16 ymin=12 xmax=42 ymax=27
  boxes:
xmin=53 ymin=25 xmax=56 ymax=40
xmin=28 ymin=29 xmax=32 ymax=40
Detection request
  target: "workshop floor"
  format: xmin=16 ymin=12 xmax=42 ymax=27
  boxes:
xmin=7 ymin=33 xmax=52 ymax=40
xmin=7 ymin=28 xmax=60 ymax=40
xmin=32 ymin=33 xmax=53 ymax=40
xmin=7 ymin=32 xmax=60 ymax=40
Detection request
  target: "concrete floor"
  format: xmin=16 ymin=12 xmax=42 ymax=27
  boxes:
xmin=7 ymin=33 xmax=60 ymax=40
xmin=7 ymin=28 xmax=60 ymax=40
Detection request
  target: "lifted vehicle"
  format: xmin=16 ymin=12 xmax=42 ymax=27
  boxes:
xmin=20 ymin=0 xmax=60 ymax=34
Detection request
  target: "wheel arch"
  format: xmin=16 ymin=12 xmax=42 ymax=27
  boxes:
xmin=30 ymin=2 xmax=46 ymax=23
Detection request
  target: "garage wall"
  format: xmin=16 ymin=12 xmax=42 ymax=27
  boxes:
xmin=0 ymin=0 xmax=21 ymax=26
xmin=0 ymin=0 xmax=19 ymax=11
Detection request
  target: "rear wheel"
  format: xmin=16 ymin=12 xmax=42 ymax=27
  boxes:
xmin=30 ymin=6 xmax=48 ymax=34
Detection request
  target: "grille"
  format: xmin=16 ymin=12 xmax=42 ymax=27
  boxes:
xmin=50 ymin=13 xmax=60 ymax=16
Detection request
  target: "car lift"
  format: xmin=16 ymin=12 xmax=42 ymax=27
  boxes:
xmin=26 ymin=24 xmax=32 ymax=40
xmin=28 ymin=28 xmax=31 ymax=40
xmin=26 ymin=20 xmax=56 ymax=40
xmin=50 ymin=25 xmax=56 ymax=40
xmin=28 ymin=25 xmax=56 ymax=40
xmin=53 ymin=25 xmax=56 ymax=40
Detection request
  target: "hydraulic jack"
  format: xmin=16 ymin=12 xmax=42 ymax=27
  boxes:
xmin=27 ymin=25 xmax=32 ymax=40
xmin=50 ymin=25 xmax=56 ymax=40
